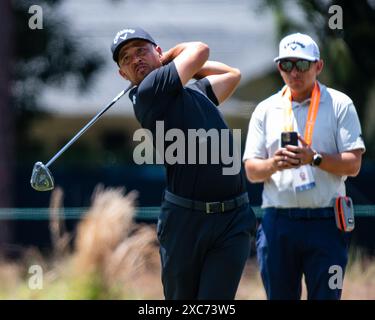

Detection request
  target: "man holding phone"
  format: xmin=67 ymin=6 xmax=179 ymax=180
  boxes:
xmin=243 ymin=33 xmax=365 ymax=299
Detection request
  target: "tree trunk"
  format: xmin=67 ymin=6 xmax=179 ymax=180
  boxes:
xmin=0 ymin=0 xmax=14 ymax=250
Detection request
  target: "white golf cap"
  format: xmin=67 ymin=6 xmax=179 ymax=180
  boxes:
xmin=274 ymin=33 xmax=320 ymax=62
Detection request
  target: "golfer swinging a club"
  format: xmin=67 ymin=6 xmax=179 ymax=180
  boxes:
xmin=110 ymin=27 xmax=256 ymax=299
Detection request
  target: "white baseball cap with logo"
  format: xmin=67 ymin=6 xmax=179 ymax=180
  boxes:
xmin=274 ymin=33 xmax=320 ymax=62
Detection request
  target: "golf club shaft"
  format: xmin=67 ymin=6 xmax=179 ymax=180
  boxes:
xmin=45 ymin=84 xmax=133 ymax=168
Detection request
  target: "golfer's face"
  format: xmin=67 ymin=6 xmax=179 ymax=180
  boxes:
xmin=118 ymin=40 xmax=162 ymax=85
xmin=278 ymin=58 xmax=323 ymax=94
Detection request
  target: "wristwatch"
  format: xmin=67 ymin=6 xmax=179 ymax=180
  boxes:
xmin=311 ymin=152 xmax=323 ymax=167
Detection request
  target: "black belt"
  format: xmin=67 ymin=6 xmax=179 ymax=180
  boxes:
xmin=164 ymin=190 xmax=249 ymax=214
xmin=266 ymin=207 xmax=334 ymax=219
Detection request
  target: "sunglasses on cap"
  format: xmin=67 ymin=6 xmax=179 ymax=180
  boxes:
xmin=278 ymin=59 xmax=314 ymax=72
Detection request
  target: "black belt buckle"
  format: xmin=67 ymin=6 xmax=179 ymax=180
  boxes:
xmin=206 ymin=201 xmax=225 ymax=213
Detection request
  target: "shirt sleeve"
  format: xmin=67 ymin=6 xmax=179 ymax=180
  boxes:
xmin=243 ymin=104 xmax=268 ymax=161
xmin=134 ymin=61 xmax=183 ymax=129
xmin=188 ymin=78 xmax=219 ymax=106
xmin=336 ymin=102 xmax=366 ymax=153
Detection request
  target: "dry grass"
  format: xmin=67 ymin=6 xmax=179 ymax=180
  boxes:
xmin=73 ymin=186 xmax=137 ymax=277
xmin=0 ymin=187 xmax=374 ymax=299
xmin=71 ymin=186 xmax=161 ymax=298
xmin=49 ymin=187 xmax=71 ymax=260
xmin=342 ymin=251 xmax=375 ymax=299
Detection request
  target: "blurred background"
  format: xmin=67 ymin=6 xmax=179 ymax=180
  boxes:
xmin=0 ymin=0 xmax=374 ymax=299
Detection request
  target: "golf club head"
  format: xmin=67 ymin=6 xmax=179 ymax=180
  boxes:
xmin=30 ymin=162 xmax=55 ymax=191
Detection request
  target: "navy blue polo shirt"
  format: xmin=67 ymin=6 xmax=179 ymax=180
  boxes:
xmin=129 ymin=61 xmax=246 ymax=201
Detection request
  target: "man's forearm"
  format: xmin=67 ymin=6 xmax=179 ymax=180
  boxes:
xmin=192 ymin=61 xmax=241 ymax=104
xmin=244 ymin=158 xmax=277 ymax=183
xmin=284 ymin=142 xmax=363 ymax=177
xmin=317 ymin=151 xmax=362 ymax=177
xmin=162 ymin=42 xmax=204 ymax=65
xmin=245 ymin=149 xmax=362 ymax=185
xmin=161 ymin=42 xmax=209 ymax=86
xmin=193 ymin=61 xmax=238 ymax=79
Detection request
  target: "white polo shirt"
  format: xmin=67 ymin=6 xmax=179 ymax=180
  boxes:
xmin=243 ymin=82 xmax=366 ymax=208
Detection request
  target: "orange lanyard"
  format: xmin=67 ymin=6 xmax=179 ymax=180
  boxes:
xmin=281 ymin=82 xmax=321 ymax=146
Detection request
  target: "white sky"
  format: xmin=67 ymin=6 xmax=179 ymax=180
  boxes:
xmin=40 ymin=0 xmax=285 ymax=115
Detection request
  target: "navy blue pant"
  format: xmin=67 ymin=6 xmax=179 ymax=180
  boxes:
xmin=256 ymin=208 xmax=350 ymax=300
xmin=157 ymin=200 xmax=256 ymax=300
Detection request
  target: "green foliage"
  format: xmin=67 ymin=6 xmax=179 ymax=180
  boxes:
xmin=12 ymin=0 xmax=104 ymax=163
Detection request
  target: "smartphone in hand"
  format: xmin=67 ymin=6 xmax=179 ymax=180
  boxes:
xmin=281 ymin=131 xmax=298 ymax=147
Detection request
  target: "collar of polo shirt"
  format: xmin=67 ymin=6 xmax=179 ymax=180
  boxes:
xmin=275 ymin=81 xmax=327 ymax=109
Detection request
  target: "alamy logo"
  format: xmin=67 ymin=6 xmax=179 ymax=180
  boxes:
xmin=132 ymin=121 xmax=242 ymax=175
xmin=328 ymin=5 xmax=343 ymax=30
xmin=28 ymin=265 xmax=43 ymax=290
xmin=114 ymin=29 xmax=135 ymax=44
xmin=285 ymin=41 xmax=306 ymax=51
xmin=328 ymin=265 xmax=343 ymax=290
xmin=28 ymin=5 xmax=43 ymax=30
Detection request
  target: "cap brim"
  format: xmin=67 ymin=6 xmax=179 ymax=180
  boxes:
xmin=113 ymin=37 xmax=156 ymax=63
xmin=274 ymin=54 xmax=318 ymax=62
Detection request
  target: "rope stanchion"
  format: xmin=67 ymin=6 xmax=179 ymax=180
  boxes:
xmin=0 ymin=206 xmax=374 ymax=221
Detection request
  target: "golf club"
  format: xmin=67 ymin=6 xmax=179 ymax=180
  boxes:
xmin=30 ymin=84 xmax=133 ymax=191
